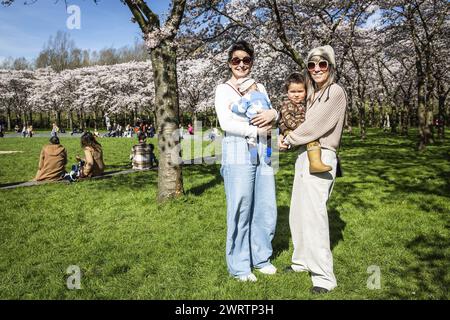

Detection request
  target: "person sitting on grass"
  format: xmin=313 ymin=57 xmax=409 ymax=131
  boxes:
xmin=76 ymin=131 xmax=105 ymax=178
xmin=130 ymin=132 xmax=158 ymax=170
xmin=34 ymin=136 xmax=67 ymax=182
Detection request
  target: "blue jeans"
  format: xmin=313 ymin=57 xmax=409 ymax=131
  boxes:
xmin=220 ymin=135 xmax=277 ymax=277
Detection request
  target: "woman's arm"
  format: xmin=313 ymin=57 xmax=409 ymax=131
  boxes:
xmin=215 ymin=84 xmax=257 ymax=139
xmin=82 ymin=148 xmax=94 ymax=177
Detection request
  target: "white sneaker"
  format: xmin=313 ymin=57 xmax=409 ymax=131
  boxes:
xmin=235 ymin=273 xmax=258 ymax=282
xmin=256 ymin=264 xmax=277 ymax=275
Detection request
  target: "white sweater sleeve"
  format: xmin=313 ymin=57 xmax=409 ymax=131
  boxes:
xmin=215 ymin=84 xmax=257 ymax=139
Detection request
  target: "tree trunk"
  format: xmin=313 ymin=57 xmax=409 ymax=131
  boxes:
xmin=390 ymin=103 xmax=398 ymax=134
xmin=346 ymin=89 xmax=353 ymax=135
xmin=437 ymin=92 xmax=446 ymax=140
xmin=417 ymin=85 xmax=432 ymax=150
xmin=93 ymin=110 xmax=98 ymax=130
xmin=416 ymin=59 xmax=433 ymax=150
xmin=150 ymin=41 xmax=184 ymax=202
xmin=39 ymin=113 xmax=44 ymax=129
xmin=369 ymin=98 xmax=375 ymax=127
xmin=401 ymin=99 xmax=409 ymax=136
xmin=358 ymin=101 xmax=366 ymax=140
xmin=81 ymin=111 xmax=87 ymax=131
xmin=56 ymin=111 xmax=61 ymax=128
xmin=7 ymin=107 xmax=11 ymax=131
xmin=68 ymin=111 xmax=73 ymax=131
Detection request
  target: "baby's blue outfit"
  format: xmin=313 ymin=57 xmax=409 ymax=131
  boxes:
xmin=230 ymin=91 xmax=272 ymax=164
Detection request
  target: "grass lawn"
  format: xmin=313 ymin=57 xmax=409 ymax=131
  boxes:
xmin=0 ymin=129 xmax=449 ymax=299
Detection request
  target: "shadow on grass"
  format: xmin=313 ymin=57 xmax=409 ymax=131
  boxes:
xmin=388 ymin=233 xmax=450 ymax=299
xmin=106 ymin=163 xmax=132 ymax=170
xmin=329 ymin=206 xmax=346 ymax=250
xmin=184 ymin=163 xmax=223 ymax=196
xmin=340 ymin=130 xmax=450 ymax=200
xmin=272 ymin=205 xmax=346 ymax=260
xmin=272 ymin=205 xmax=290 ymax=259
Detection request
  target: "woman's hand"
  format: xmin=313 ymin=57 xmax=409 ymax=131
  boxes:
xmin=251 ymin=109 xmax=277 ymax=127
xmin=75 ymin=155 xmax=82 ymax=161
xmin=278 ymin=134 xmax=289 ymax=151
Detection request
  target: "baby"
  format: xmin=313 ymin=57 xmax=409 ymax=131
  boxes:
xmin=279 ymin=72 xmax=331 ymax=173
xmin=229 ymin=77 xmax=273 ymax=164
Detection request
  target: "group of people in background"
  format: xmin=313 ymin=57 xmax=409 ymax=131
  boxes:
xmin=103 ymin=115 xmax=156 ymax=139
xmin=14 ymin=124 xmax=34 ymax=138
xmin=34 ymin=124 xmax=158 ymax=183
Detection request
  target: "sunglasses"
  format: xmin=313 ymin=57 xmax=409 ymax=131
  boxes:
xmin=307 ymin=60 xmax=329 ymax=72
xmin=230 ymin=56 xmax=253 ymax=66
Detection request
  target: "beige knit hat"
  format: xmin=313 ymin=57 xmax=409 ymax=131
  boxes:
xmin=236 ymin=77 xmax=256 ymax=93
xmin=307 ymin=45 xmax=336 ymax=68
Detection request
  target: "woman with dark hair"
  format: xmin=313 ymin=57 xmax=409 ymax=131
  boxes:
xmin=280 ymin=45 xmax=347 ymax=294
xmin=77 ymin=131 xmax=105 ymax=178
xmin=215 ymin=40 xmax=278 ymax=282
xmin=34 ymin=136 xmax=67 ymax=181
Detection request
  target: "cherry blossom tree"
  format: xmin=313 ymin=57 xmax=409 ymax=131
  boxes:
xmin=379 ymin=0 xmax=449 ymax=149
xmin=0 ymin=69 xmax=35 ymax=128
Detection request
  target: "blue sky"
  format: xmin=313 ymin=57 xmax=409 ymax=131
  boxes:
xmin=0 ymin=0 xmax=170 ymax=62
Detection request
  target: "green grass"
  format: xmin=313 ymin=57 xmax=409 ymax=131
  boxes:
xmin=0 ymin=129 xmax=449 ymax=299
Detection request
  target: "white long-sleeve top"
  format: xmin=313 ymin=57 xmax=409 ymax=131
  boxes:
xmin=215 ymin=81 xmax=270 ymax=139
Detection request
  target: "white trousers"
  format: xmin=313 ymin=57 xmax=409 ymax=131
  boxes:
xmin=289 ymin=147 xmax=337 ymax=290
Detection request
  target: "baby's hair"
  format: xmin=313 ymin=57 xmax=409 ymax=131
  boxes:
xmin=284 ymin=72 xmax=306 ymax=92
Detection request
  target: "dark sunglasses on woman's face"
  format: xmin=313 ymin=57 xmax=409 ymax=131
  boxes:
xmin=307 ymin=60 xmax=329 ymax=72
xmin=230 ymin=56 xmax=253 ymax=66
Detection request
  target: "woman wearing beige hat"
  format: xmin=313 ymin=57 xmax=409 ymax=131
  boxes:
xmin=279 ymin=45 xmax=347 ymax=294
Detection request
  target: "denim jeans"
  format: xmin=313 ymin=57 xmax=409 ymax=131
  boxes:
xmin=220 ymin=135 xmax=277 ymax=277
